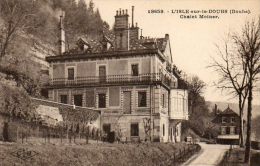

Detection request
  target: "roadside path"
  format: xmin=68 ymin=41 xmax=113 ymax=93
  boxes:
xmin=182 ymin=143 xmax=230 ymax=166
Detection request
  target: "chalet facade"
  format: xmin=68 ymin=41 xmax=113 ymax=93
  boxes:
xmin=212 ymin=106 xmax=240 ymax=144
xmin=45 ymin=7 xmax=188 ymax=142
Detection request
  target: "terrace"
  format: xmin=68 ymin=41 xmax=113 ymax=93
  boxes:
xmin=46 ymin=73 xmax=176 ymax=89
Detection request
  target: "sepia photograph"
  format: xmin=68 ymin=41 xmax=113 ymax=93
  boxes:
xmin=0 ymin=0 xmax=260 ymax=165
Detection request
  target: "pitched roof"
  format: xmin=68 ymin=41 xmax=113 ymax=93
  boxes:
xmin=219 ymin=106 xmax=238 ymax=115
xmin=62 ymin=34 xmax=169 ymax=55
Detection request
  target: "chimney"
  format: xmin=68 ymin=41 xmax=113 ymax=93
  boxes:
xmin=132 ymin=6 xmax=134 ymax=27
xmin=140 ymin=29 xmax=143 ymax=39
xmin=59 ymin=13 xmax=65 ymax=55
xmin=114 ymin=8 xmax=129 ymax=50
xmin=129 ymin=6 xmax=139 ymax=45
xmin=214 ymin=104 xmax=218 ymax=116
xmin=165 ymin=34 xmax=169 ymax=40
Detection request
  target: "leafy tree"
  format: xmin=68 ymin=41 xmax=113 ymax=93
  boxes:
xmin=181 ymin=75 xmax=213 ymax=138
xmin=187 ymin=76 xmax=206 ymax=115
xmin=88 ymin=0 xmax=94 ymax=14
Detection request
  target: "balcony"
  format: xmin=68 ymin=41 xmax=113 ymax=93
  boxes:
xmin=47 ymin=73 xmax=173 ymax=88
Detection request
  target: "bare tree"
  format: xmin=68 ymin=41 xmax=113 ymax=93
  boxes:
xmin=0 ymin=0 xmax=35 ymax=59
xmin=211 ymin=18 xmax=260 ymax=164
xmin=210 ymin=37 xmax=249 ymax=147
xmin=234 ymin=18 xmax=260 ymax=164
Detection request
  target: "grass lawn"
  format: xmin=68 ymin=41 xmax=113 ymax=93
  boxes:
xmin=0 ymin=142 xmax=200 ymax=166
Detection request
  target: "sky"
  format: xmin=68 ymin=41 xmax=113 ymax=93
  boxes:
xmin=86 ymin=0 xmax=260 ymax=104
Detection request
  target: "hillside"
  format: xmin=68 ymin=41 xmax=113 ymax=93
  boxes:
xmin=0 ymin=0 xmax=110 ymax=96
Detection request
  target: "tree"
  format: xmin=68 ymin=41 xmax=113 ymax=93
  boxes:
xmin=211 ymin=18 xmax=260 ymax=164
xmin=188 ymin=76 xmax=206 ymax=115
xmin=234 ymin=18 xmax=260 ymax=164
xmin=210 ymin=36 xmax=249 ymax=147
xmin=0 ymin=0 xmax=48 ymax=96
xmin=181 ymin=75 xmax=212 ymax=138
xmin=88 ymin=0 xmax=94 ymax=14
xmin=0 ymin=0 xmax=35 ymax=59
xmin=0 ymin=35 xmax=42 ymax=96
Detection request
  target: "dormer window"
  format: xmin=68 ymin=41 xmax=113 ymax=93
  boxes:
xmin=79 ymin=44 xmax=89 ymax=51
xmin=77 ymin=38 xmax=90 ymax=52
xmin=102 ymin=36 xmax=112 ymax=51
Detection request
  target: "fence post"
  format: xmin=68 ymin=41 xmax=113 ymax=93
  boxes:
xmin=16 ymin=126 xmax=19 ymax=143
xmin=25 ymin=126 xmax=28 ymax=143
xmin=179 ymin=149 xmax=182 ymax=162
xmin=183 ymin=147 xmax=186 ymax=160
xmin=60 ymin=130 xmax=63 ymax=144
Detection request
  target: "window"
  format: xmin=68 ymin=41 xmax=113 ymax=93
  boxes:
xmin=231 ymin=117 xmax=235 ymax=123
xmin=131 ymin=123 xmax=139 ymax=136
xmin=60 ymin=95 xmax=68 ymax=104
xmin=222 ymin=117 xmax=228 ymax=123
xmin=73 ymin=94 xmax=82 ymax=106
xmin=221 ymin=126 xmax=226 ymax=135
xmin=131 ymin=64 xmax=139 ymax=76
xmin=163 ymin=124 xmax=165 ymax=136
xmin=138 ymin=91 xmax=147 ymax=107
xmin=99 ymin=66 xmax=106 ymax=83
xmin=230 ymin=126 xmax=236 ymax=135
xmin=98 ymin=93 xmax=106 ymax=108
xmin=67 ymin=68 xmax=75 ymax=80
xmin=103 ymin=124 xmax=111 ymax=134
xmin=162 ymin=94 xmax=165 ymax=108
xmin=226 ymin=127 xmax=230 ymax=134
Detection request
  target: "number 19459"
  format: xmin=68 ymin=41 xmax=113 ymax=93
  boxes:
xmin=148 ymin=9 xmax=164 ymax=13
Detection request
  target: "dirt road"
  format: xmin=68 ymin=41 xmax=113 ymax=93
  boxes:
xmin=182 ymin=143 xmax=230 ymax=166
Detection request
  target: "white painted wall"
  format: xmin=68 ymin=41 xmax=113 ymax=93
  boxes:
xmin=170 ymin=89 xmax=189 ymax=120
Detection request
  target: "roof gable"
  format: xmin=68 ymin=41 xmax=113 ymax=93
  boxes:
xmin=220 ymin=106 xmax=238 ymax=115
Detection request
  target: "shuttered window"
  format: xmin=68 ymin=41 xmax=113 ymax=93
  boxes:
xmin=138 ymin=91 xmax=147 ymax=107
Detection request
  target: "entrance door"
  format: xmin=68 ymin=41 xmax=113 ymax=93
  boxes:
xmin=103 ymin=124 xmax=111 ymax=134
xmin=123 ymin=91 xmax=131 ymax=114
xmin=99 ymin=66 xmax=106 ymax=82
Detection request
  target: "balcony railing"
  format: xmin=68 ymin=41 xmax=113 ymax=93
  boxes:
xmin=48 ymin=73 xmax=173 ymax=88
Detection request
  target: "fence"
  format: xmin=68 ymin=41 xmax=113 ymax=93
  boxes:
xmin=163 ymin=143 xmax=201 ymax=166
xmin=2 ymin=120 xmax=102 ymax=145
